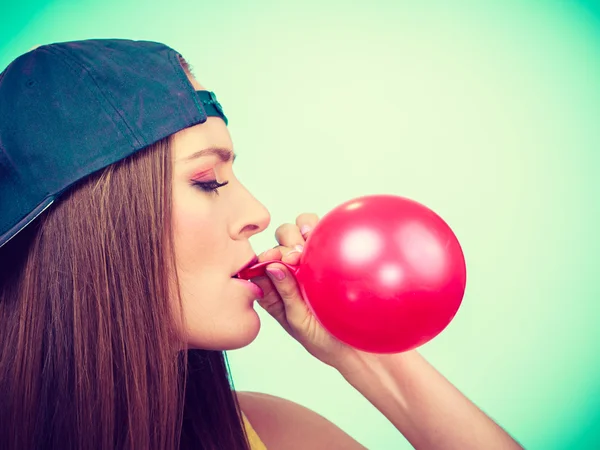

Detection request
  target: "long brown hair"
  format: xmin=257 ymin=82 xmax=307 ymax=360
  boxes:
xmin=0 ymin=136 xmax=251 ymax=449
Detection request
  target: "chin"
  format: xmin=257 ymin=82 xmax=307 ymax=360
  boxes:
xmin=186 ymin=308 xmax=262 ymax=351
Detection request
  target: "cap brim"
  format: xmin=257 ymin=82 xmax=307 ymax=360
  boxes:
xmin=0 ymin=197 xmax=55 ymax=249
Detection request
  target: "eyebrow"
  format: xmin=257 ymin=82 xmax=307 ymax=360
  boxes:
xmin=180 ymin=146 xmax=237 ymax=164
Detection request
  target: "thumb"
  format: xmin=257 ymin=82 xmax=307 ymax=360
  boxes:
xmin=264 ymin=262 xmax=311 ymax=326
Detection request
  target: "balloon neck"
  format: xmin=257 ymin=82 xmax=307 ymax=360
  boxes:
xmin=237 ymin=260 xmax=299 ymax=280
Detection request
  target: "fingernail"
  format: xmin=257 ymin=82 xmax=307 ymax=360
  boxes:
xmin=300 ymin=225 xmax=311 ymax=236
xmin=294 ymin=244 xmax=304 ymax=253
xmin=266 ymin=267 xmax=285 ymax=281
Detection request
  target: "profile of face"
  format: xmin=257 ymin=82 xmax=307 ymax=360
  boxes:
xmin=171 ymin=74 xmax=271 ymax=350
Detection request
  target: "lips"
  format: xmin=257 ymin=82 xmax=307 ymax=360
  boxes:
xmin=232 ymin=255 xmax=259 ymax=278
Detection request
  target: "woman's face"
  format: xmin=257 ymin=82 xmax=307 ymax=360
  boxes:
xmin=171 ymin=74 xmax=271 ymax=350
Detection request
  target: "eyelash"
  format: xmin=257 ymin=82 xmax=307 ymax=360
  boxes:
xmin=191 ymin=179 xmax=229 ymax=195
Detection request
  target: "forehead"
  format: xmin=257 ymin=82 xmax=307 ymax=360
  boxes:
xmin=172 ymin=118 xmax=233 ymax=161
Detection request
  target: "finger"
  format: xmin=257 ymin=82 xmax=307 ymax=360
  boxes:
xmin=265 ymin=262 xmax=310 ymax=323
xmin=257 ymin=243 xmax=302 ymax=277
xmin=254 ymin=283 xmax=293 ymax=334
xmin=275 ymin=223 xmax=305 ymax=249
xmin=266 ymin=243 xmax=302 ymax=266
xmin=256 ymin=245 xmax=301 ymax=275
xmin=257 ymin=300 xmax=290 ymax=333
xmin=257 ymin=247 xmax=282 ymax=263
xmin=251 ymin=273 xmax=281 ymax=312
xmin=251 ymin=248 xmax=281 ymax=301
xmin=295 ymin=213 xmax=320 ymax=239
xmin=255 ymin=280 xmax=285 ymax=314
xmin=282 ymin=248 xmax=302 ymax=266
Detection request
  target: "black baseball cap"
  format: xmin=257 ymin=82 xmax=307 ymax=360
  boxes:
xmin=0 ymin=38 xmax=228 ymax=248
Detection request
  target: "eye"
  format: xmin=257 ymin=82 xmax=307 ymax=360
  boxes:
xmin=191 ymin=179 xmax=229 ymax=195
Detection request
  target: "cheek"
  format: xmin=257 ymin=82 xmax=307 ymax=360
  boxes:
xmin=172 ymin=194 xmax=223 ymax=271
xmin=170 ymin=185 xmax=259 ymax=350
xmin=176 ymin=255 xmax=261 ymax=351
xmin=174 ymin=211 xmax=213 ymax=256
xmin=183 ymin=286 xmax=262 ymax=351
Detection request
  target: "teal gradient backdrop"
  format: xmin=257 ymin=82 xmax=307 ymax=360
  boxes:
xmin=2 ymin=1 xmax=599 ymax=448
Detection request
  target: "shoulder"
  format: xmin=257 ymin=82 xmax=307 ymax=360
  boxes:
xmin=236 ymin=391 xmax=366 ymax=450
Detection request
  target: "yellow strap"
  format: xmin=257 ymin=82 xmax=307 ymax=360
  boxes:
xmin=242 ymin=413 xmax=268 ymax=450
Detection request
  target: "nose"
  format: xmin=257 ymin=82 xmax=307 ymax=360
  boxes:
xmin=230 ymin=184 xmax=271 ymax=240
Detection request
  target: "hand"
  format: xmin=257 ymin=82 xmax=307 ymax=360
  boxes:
xmin=251 ymin=213 xmax=355 ymax=369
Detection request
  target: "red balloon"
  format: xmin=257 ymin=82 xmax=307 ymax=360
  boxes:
xmin=239 ymin=195 xmax=467 ymax=354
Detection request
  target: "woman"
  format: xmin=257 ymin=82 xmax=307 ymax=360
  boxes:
xmin=0 ymin=39 xmax=522 ymax=449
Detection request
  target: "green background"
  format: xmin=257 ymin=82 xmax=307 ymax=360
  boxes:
xmin=2 ymin=1 xmax=599 ymax=448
